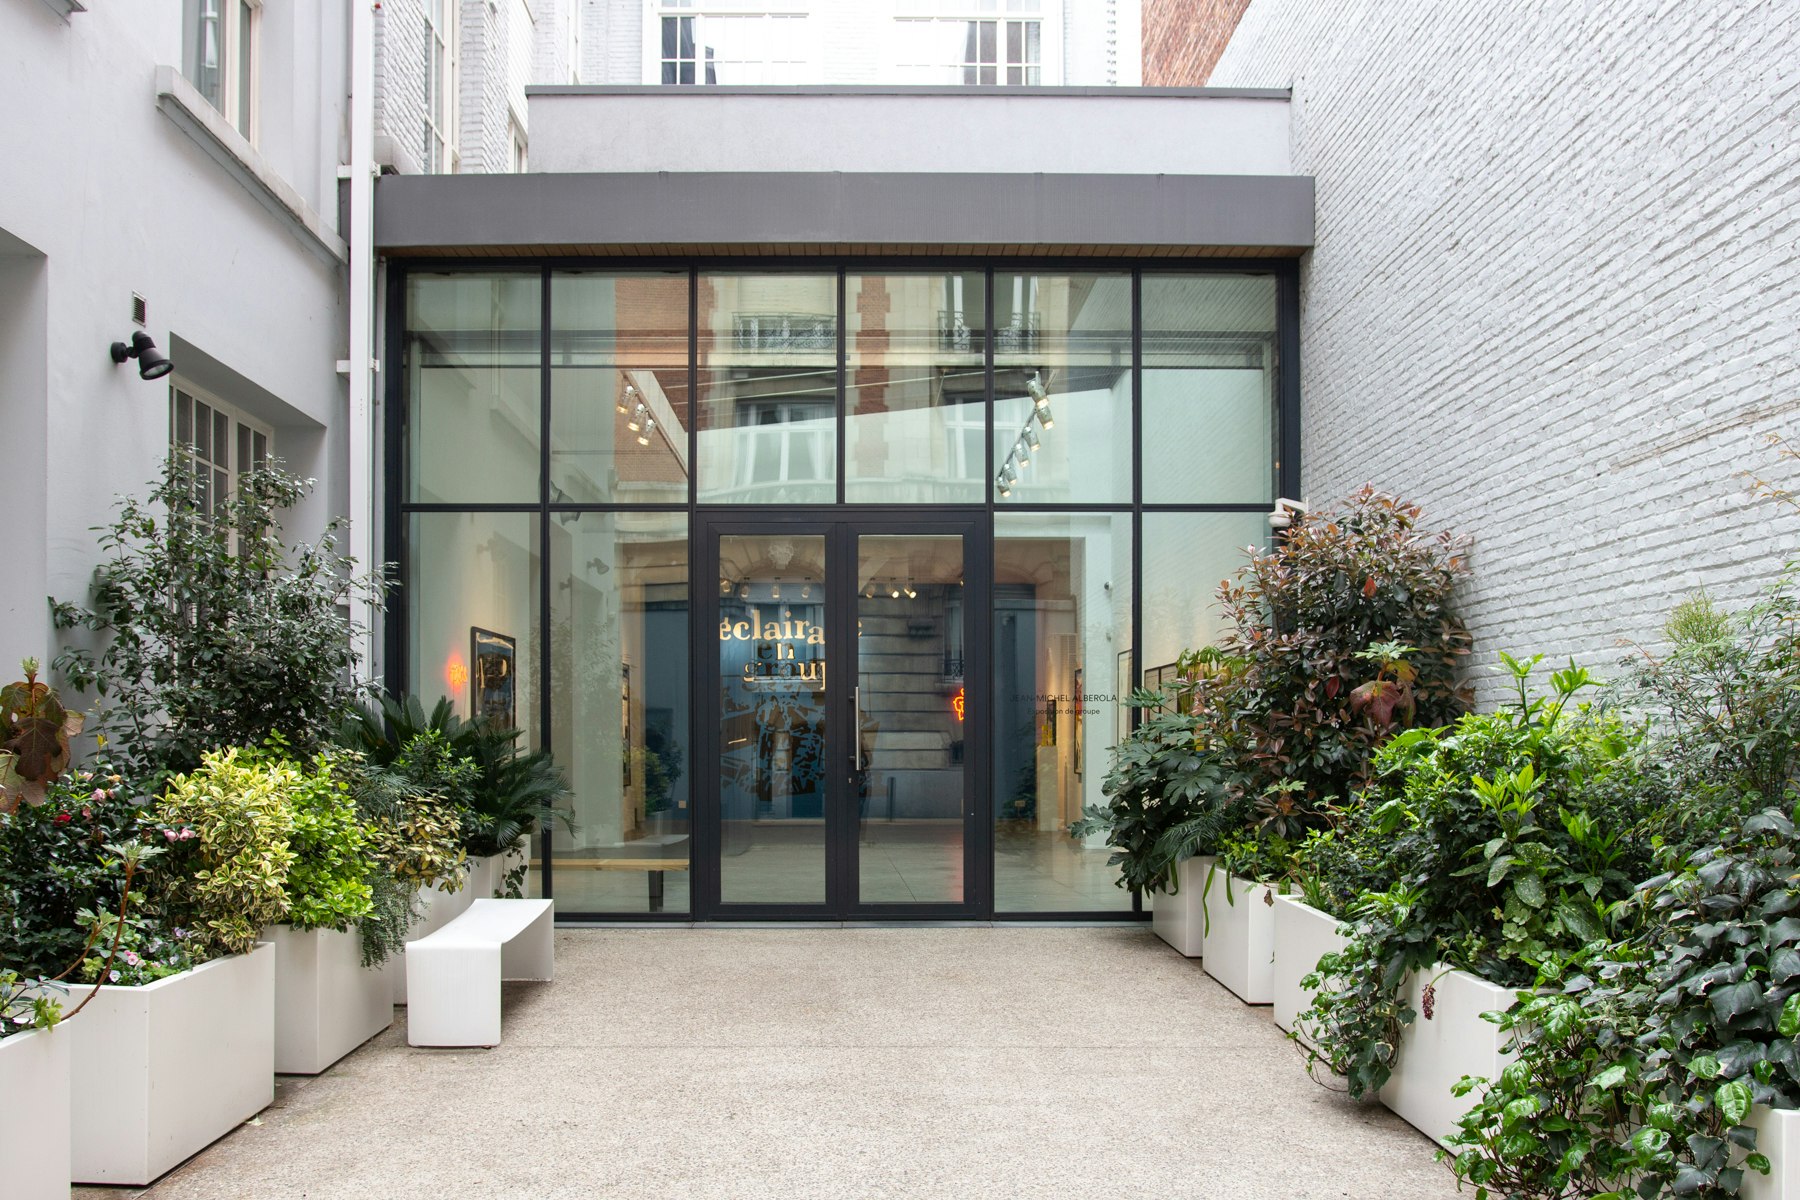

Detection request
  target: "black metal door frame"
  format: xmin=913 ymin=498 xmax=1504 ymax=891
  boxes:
xmin=692 ymin=506 xmax=992 ymax=921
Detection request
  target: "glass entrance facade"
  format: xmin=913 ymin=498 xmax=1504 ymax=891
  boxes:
xmin=390 ymin=261 xmax=1294 ymax=919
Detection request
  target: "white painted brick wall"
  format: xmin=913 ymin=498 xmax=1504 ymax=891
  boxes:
xmin=374 ymin=0 xmax=430 ymax=173
xmin=1210 ymin=0 xmax=1800 ymax=704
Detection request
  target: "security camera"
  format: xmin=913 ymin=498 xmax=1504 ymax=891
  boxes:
xmin=1268 ymin=497 xmax=1309 ymax=530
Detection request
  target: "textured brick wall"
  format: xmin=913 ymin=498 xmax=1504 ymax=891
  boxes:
xmin=1210 ymin=1 xmax=1800 ymax=703
xmin=374 ymin=0 xmax=429 ymax=173
xmin=1141 ymin=0 xmax=1250 ymax=86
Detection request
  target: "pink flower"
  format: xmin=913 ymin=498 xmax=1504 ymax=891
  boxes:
xmin=91 ymin=789 xmax=105 ymax=802
xmin=123 ymin=951 xmax=141 ymax=966
xmin=81 ymin=807 xmax=93 ymax=819
xmin=108 ymin=970 xmax=121 ymax=983
xmin=163 ymin=829 xmax=178 ymax=841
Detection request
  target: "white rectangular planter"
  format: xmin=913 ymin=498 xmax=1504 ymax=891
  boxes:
xmin=0 ymin=1025 xmax=71 ymax=1199
xmin=62 ymin=943 xmax=275 ymax=1186
xmin=1743 ymin=1105 xmax=1800 ymax=1200
xmin=1201 ymin=874 xmax=1278 ymax=1004
xmin=1271 ymin=896 xmax=1349 ymax=1041
xmin=1150 ymin=855 xmax=1215 ymax=958
xmin=265 ymin=925 xmax=393 ymax=1075
xmin=1379 ymin=964 xmax=1517 ymax=1148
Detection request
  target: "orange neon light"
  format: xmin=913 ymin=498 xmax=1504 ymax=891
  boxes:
xmin=446 ymin=654 xmax=469 ymax=695
xmin=952 ymin=687 xmax=966 ymax=722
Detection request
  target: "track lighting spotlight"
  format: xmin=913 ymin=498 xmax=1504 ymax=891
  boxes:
xmin=637 ymin=416 xmax=654 ymax=446
xmin=890 ymin=583 xmax=902 ymax=599
xmin=1025 ymin=428 xmax=1040 ymax=452
xmin=1036 ymin=403 xmax=1053 ymax=430
xmin=996 ymin=477 xmax=1012 ymax=498
xmin=110 ymin=331 xmax=174 ymax=381
xmin=903 ymin=583 xmax=917 ymax=599
xmin=1002 ymin=462 xmax=1018 ymax=484
xmin=771 ymin=583 xmax=781 ymax=600
xmin=627 ymin=402 xmax=646 ymax=432
xmin=738 ymin=583 xmax=750 ymax=599
xmin=617 ymin=383 xmax=637 ymax=415
xmin=800 ymin=585 xmax=812 ymax=600
xmin=1026 ymin=372 xmax=1049 ymax=407
xmin=1015 ymin=438 xmax=1031 ymax=468
xmin=721 ymin=579 xmax=733 ymax=596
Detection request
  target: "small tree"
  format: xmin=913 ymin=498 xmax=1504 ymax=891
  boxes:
xmin=51 ymin=458 xmax=384 ymax=781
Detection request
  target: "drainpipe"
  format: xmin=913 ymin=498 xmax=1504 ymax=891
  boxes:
xmin=345 ymin=0 xmax=377 ymax=685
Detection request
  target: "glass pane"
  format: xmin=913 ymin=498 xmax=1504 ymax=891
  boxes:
xmin=718 ymin=534 xmax=828 ymax=904
xmin=195 ymin=401 xmax=213 ymax=461
xmin=856 ymin=534 xmax=966 ymax=904
xmin=405 ymin=273 xmax=541 ymax=503
xmin=236 ymin=1 xmax=253 ymax=133
xmin=1143 ymin=275 xmax=1278 ymax=504
xmin=697 ymin=274 xmax=837 ymax=504
xmin=1141 ymin=512 xmax=1266 ymax=672
xmin=661 ymin=15 xmax=678 ymax=57
xmin=175 ymin=390 xmax=193 ymax=450
xmin=993 ymin=512 xmax=1132 ymax=912
xmin=550 ymin=272 xmax=689 ymax=504
xmin=407 ymin=512 xmax=542 ymax=741
xmin=993 ymin=274 xmax=1131 ymax=504
xmin=844 ymin=273 xmax=985 ymax=503
xmin=549 ymin=512 xmax=691 ymax=914
xmin=236 ymin=425 xmax=250 ymax=477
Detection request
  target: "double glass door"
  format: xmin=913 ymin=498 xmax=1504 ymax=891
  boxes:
xmin=698 ymin=511 xmax=988 ymax=918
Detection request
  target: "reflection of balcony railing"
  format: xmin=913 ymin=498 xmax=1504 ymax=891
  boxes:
xmin=993 ymin=313 xmax=1041 ymax=355
xmin=936 ymin=310 xmax=973 ymax=352
xmin=942 ymin=655 xmax=965 ymax=679
xmin=733 ymin=314 xmax=835 ymax=353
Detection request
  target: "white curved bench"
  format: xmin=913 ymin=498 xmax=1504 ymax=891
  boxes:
xmin=405 ymin=898 xmax=554 ymax=1047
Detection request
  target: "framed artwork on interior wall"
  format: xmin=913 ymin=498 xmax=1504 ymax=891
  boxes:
xmin=471 ymin=628 xmax=516 ymax=729
xmin=1041 ymin=697 xmax=1057 ymax=747
xmin=621 ymin=664 xmax=633 ymax=789
xmin=1072 ymin=666 xmax=1085 ymax=779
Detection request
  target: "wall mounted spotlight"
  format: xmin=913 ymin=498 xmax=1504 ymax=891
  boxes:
xmin=110 ymin=331 xmax=174 ymax=381
xmin=1268 ymin=497 xmax=1310 ymax=531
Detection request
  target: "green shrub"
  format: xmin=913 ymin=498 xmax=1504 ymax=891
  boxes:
xmin=155 ymin=748 xmax=296 ymax=957
xmin=1298 ymin=657 xmax=1665 ymax=1098
xmin=0 ymin=768 xmax=149 ymax=978
xmin=1076 ymin=489 xmax=1471 ymax=892
xmin=279 ymin=752 xmax=374 ymax=932
xmin=339 ymin=693 xmax=570 ymax=859
xmin=51 ymin=458 xmax=384 ymax=782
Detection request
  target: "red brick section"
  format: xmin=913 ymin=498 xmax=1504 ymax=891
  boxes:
xmin=1141 ymin=0 xmax=1253 ymax=86
xmin=851 ymin=277 xmax=892 ymax=476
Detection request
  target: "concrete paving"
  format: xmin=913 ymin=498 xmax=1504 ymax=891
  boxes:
xmin=82 ymin=928 xmax=1465 ymax=1200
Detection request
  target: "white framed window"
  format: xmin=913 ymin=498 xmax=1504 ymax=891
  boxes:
xmin=424 ymin=0 xmax=458 ymax=173
xmin=182 ymin=0 xmax=262 ymax=139
xmin=169 ymin=382 xmax=274 ymax=529
xmin=893 ymin=1 xmax=1057 ymax=85
xmin=647 ymin=3 xmax=814 ymax=86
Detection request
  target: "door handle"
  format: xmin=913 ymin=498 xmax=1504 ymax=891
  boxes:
xmin=851 ymin=684 xmax=862 ymax=772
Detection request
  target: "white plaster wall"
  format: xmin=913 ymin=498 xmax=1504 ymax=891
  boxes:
xmin=0 ymin=2 xmax=348 ymax=673
xmin=530 ymin=91 xmax=1292 ymax=173
xmin=1211 ymin=0 xmax=1800 ymax=703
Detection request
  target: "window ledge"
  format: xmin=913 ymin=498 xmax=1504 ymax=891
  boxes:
xmin=39 ymin=0 xmax=87 ymax=19
xmin=154 ymin=65 xmax=348 ymax=266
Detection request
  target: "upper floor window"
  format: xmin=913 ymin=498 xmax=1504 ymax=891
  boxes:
xmin=424 ymin=0 xmax=458 ymax=173
xmin=182 ymin=0 xmax=261 ymax=139
xmin=169 ymin=382 xmax=273 ymax=532
xmin=895 ymin=1 xmax=1043 ymax=85
xmin=655 ymin=4 xmax=811 ymax=85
